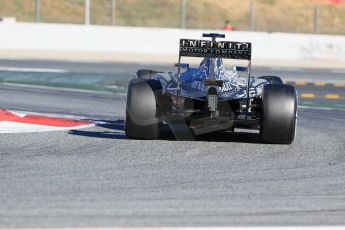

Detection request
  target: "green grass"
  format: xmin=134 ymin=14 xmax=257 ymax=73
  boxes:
xmin=1 ymin=0 xmax=345 ymax=34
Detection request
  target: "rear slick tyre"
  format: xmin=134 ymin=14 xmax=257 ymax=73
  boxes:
xmin=261 ymin=84 xmax=297 ymax=144
xmin=125 ymin=79 xmax=161 ymax=139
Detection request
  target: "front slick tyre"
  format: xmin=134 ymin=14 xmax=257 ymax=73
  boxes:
xmin=125 ymin=79 xmax=161 ymax=140
xmin=261 ymin=84 xmax=297 ymax=144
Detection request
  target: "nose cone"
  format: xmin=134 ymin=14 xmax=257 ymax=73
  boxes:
xmin=199 ymin=58 xmax=225 ymax=80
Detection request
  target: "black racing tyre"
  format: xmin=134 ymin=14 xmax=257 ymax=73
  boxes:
xmin=136 ymin=69 xmax=162 ymax=80
xmin=125 ymin=78 xmax=162 ymax=139
xmin=261 ymin=84 xmax=297 ymax=144
xmin=258 ymin=76 xmax=284 ymax=84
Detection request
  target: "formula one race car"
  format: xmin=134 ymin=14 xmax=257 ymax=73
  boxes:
xmin=125 ymin=33 xmax=297 ymax=144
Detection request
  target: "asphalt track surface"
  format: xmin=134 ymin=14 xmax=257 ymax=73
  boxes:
xmin=1 ymin=60 xmax=345 ymax=227
xmin=2 ymin=58 xmax=345 ymax=81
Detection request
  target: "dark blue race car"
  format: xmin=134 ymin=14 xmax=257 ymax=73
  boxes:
xmin=125 ymin=33 xmax=297 ymax=144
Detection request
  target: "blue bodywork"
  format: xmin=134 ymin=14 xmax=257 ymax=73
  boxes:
xmin=151 ymin=58 xmax=267 ymax=100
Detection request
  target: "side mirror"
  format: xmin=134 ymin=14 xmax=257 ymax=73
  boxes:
xmin=175 ymin=63 xmax=189 ymax=69
xmin=235 ymin=66 xmax=248 ymax=72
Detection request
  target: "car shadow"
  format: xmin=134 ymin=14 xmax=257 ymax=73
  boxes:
xmin=68 ymin=119 xmax=263 ymax=144
xmin=68 ymin=119 xmax=127 ymax=140
xmin=197 ymin=131 xmax=262 ymax=143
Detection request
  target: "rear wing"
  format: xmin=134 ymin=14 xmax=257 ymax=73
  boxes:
xmin=176 ymin=33 xmax=253 ymax=118
xmin=179 ymin=39 xmax=252 ymax=60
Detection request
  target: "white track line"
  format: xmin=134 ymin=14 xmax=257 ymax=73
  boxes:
xmin=0 ymin=66 xmax=68 ymax=73
xmin=0 ymin=121 xmax=94 ymax=134
xmin=298 ymin=105 xmax=345 ymax=111
xmin=8 ymin=109 xmax=91 ymax=120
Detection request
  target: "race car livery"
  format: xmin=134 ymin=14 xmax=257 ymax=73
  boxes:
xmin=125 ymin=33 xmax=297 ymax=144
